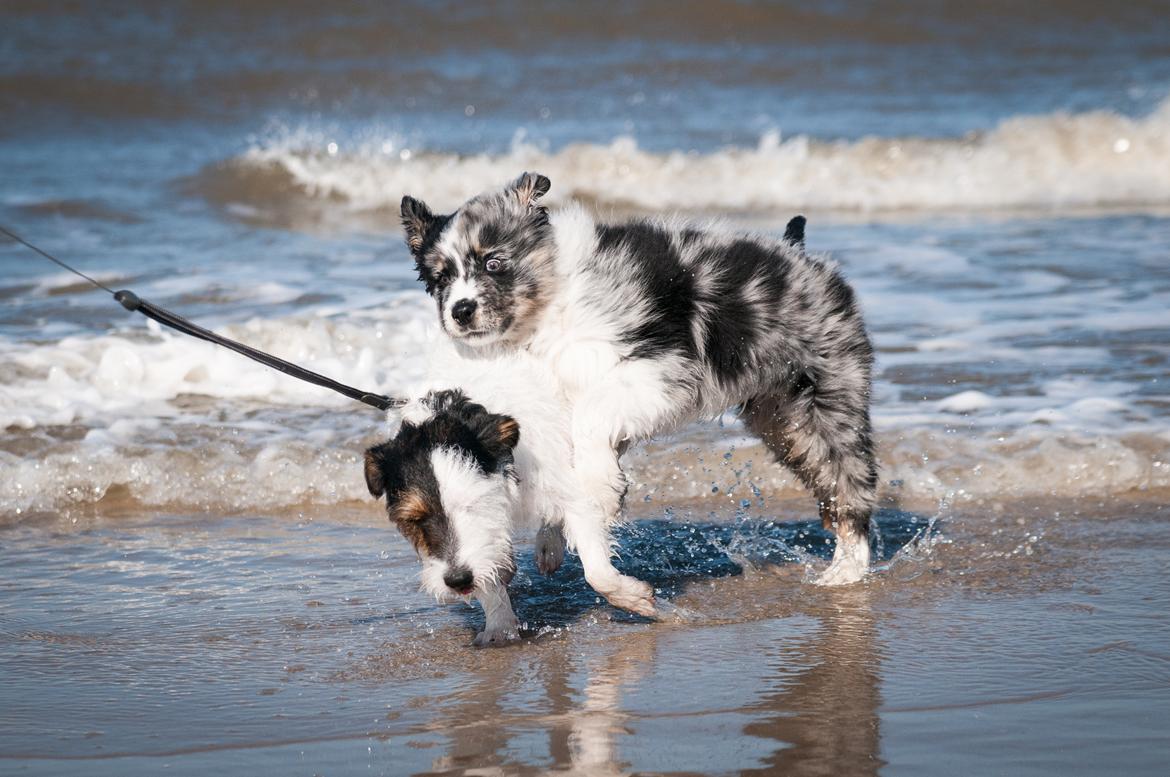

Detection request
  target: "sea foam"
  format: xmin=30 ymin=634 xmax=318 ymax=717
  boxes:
xmin=2 ymin=295 xmax=1167 ymax=515
xmin=198 ymin=99 xmax=1170 ymax=217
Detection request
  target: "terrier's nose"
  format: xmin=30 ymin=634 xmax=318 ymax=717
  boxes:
xmin=443 ymin=567 xmax=474 ymax=593
xmin=451 ymin=299 xmax=477 ymax=327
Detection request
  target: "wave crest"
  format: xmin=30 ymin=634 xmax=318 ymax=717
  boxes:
xmin=193 ymin=100 xmax=1170 ymax=222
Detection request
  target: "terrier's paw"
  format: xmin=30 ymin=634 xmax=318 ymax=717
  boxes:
xmin=600 ymin=575 xmax=656 ymax=618
xmin=534 ymin=523 xmax=566 ymax=576
xmin=473 ymin=620 xmax=520 ymax=648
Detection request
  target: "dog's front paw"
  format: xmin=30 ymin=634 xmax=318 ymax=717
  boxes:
xmin=600 ymin=575 xmax=656 ymax=618
xmin=534 ymin=523 xmax=566 ymax=576
xmin=473 ymin=620 xmax=520 ymax=648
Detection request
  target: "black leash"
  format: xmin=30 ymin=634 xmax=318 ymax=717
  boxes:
xmin=0 ymin=225 xmax=405 ymax=412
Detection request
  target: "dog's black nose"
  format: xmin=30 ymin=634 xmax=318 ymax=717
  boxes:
xmin=443 ymin=567 xmax=474 ymax=593
xmin=451 ymin=298 xmax=477 ymax=327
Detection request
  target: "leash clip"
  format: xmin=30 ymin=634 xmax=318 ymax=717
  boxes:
xmin=114 ymin=290 xmax=142 ymax=312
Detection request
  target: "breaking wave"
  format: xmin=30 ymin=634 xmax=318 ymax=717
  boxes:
xmin=2 ymin=296 xmax=1167 ymax=515
xmin=194 ymin=99 xmax=1170 ymax=218
xmin=3 ymin=414 xmax=1166 ymax=518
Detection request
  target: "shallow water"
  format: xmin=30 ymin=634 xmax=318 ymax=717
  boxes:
xmin=3 ymin=1 xmax=1170 ymax=774
xmin=2 ymin=497 xmax=1168 ymax=775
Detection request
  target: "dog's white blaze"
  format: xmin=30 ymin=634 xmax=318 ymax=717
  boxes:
xmin=445 ymin=275 xmax=479 ymax=325
xmin=430 ymin=446 xmax=513 ymax=586
xmin=435 ymin=213 xmax=469 ymax=263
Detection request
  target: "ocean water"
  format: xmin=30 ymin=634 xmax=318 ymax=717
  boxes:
xmin=2 ymin=2 xmax=1170 ymax=774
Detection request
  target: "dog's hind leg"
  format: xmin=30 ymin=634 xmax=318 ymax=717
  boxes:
xmin=744 ymin=369 xmax=878 ymax=585
xmin=473 ymin=580 xmax=521 ymax=647
xmin=534 ymin=520 xmax=566 ymax=575
xmin=563 ymin=500 xmax=656 ymax=617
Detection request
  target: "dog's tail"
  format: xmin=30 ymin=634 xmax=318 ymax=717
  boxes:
xmin=783 ymin=215 xmax=806 ymax=248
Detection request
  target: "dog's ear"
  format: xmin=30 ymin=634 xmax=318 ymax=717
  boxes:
xmin=491 ymin=415 xmax=520 ymax=451
xmin=400 ymin=195 xmax=435 ymax=256
xmin=509 ymin=172 xmax=551 ymax=208
xmin=468 ymin=410 xmax=521 ymax=470
xmin=783 ymin=215 xmax=806 ymax=249
xmin=363 ymin=445 xmax=388 ymax=498
xmin=482 ymin=413 xmax=520 ymax=479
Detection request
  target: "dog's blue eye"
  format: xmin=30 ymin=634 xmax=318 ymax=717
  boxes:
xmin=485 ymin=258 xmax=503 ymax=273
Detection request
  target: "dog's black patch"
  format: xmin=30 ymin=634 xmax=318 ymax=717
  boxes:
xmin=599 ymin=222 xmax=698 ymax=360
xmin=403 ymin=203 xmax=455 ymax=296
xmin=364 ymin=438 xmax=451 ymax=557
xmin=697 ymin=239 xmax=791 ymax=384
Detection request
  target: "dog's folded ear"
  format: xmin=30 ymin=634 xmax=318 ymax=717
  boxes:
xmin=510 ymin=172 xmax=551 ymax=208
xmin=364 ymin=443 xmax=391 ymax=498
xmin=400 ymin=195 xmax=435 ymax=255
xmin=470 ymin=411 xmax=521 ymax=471
xmin=484 ymin=414 xmax=520 ymax=480
xmin=492 ymin=415 xmax=520 ymax=451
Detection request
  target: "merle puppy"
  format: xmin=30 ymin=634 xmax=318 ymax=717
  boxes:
xmin=399 ymin=173 xmax=878 ymax=612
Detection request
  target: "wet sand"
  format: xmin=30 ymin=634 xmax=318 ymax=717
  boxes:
xmin=2 ymin=492 xmax=1168 ymax=776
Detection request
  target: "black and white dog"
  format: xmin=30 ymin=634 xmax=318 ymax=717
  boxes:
xmin=363 ymin=343 xmax=601 ymax=644
xmin=394 ymin=173 xmax=878 ymax=617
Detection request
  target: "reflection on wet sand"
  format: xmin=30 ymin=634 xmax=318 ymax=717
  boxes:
xmin=408 ymin=586 xmax=882 ymax=776
xmin=563 ymin=626 xmax=657 ymax=776
xmin=413 ymin=626 xmax=657 ymax=776
xmin=743 ymin=588 xmax=882 ymax=777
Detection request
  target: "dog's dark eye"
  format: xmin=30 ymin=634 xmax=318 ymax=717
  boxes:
xmin=485 ymin=258 xmax=503 ymax=273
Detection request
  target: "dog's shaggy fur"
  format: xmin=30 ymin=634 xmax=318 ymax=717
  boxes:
xmin=365 ymin=344 xmax=615 ymax=644
xmin=400 ymin=173 xmax=878 ymax=608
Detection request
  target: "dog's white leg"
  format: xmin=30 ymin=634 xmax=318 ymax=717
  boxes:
xmin=564 ymin=502 xmax=656 ymax=617
xmin=569 ymin=367 xmax=679 ymax=520
xmin=571 ymin=429 xmax=628 ymax=520
xmin=534 ymin=520 xmax=566 ymax=576
xmin=472 ymin=579 xmax=520 ymax=647
xmin=817 ymin=527 xmax=872 ymax=586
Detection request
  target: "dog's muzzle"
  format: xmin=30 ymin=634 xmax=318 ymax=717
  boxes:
xmin=443 ymin=566 xmax=475 ymax=594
